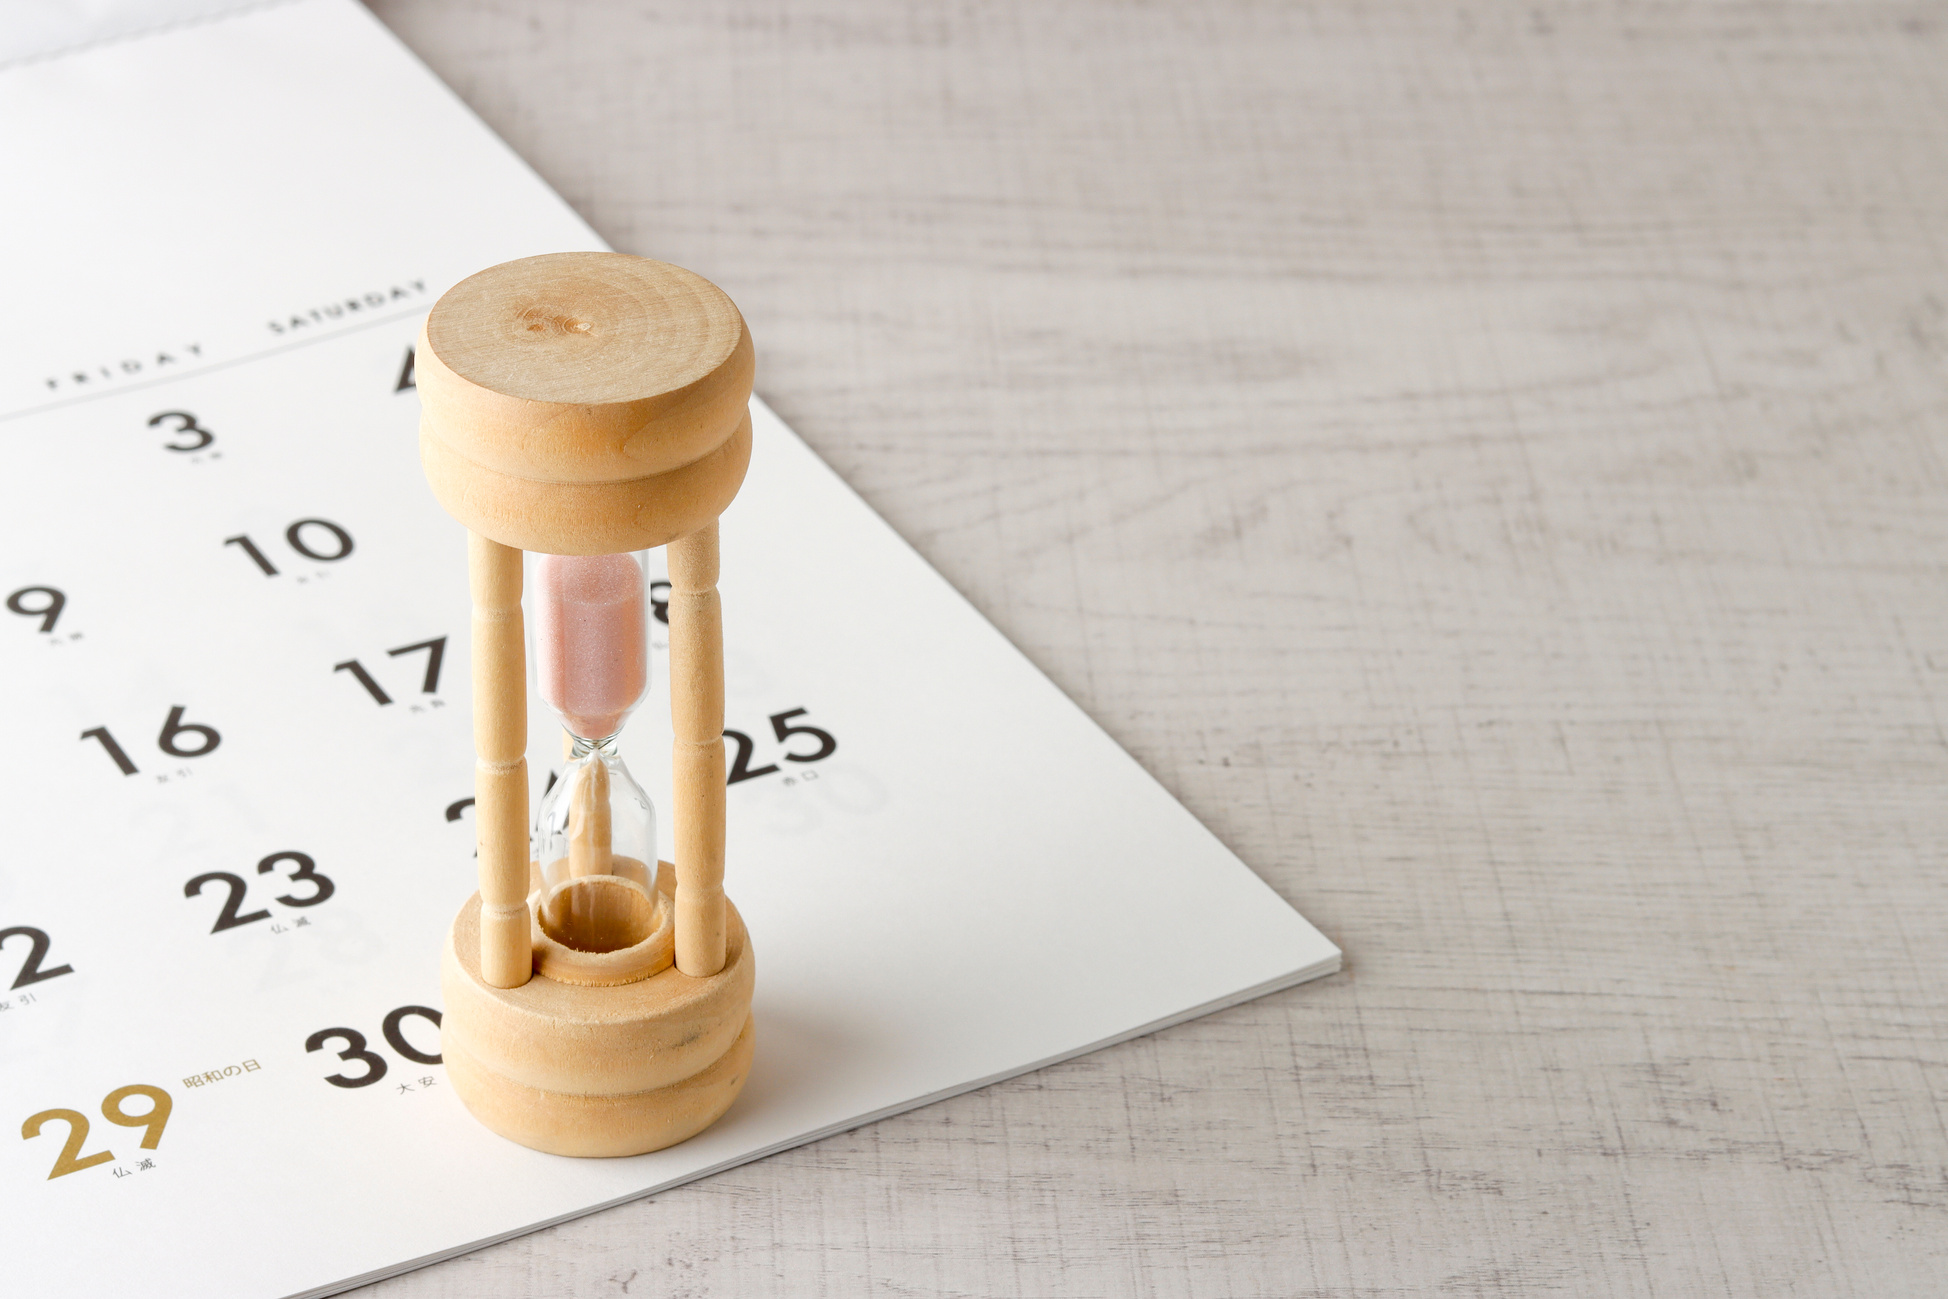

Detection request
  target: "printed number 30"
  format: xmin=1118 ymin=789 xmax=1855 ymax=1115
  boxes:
xmin=305 ymin=1006 xmax=442 ymax=1088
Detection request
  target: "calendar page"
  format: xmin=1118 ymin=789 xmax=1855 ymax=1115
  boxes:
xmin=0 ymin=3 xmax=1340 ymax=1295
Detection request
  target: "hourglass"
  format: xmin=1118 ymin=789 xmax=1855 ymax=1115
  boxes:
xmin=416 ymin=252 xmax=756 ymax=1157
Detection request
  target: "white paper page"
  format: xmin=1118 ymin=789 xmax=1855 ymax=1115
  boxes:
xmin=0 ymin=3 xmax=1339 ymax=1295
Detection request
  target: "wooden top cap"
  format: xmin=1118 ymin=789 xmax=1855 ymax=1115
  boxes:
xmin=428 ymin=252 xmax=746 ymax=410
xmin=417 ymin=253 xmax=755 ymax=553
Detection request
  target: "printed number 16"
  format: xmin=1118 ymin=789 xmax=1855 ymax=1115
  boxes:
xmin=81 ymin=707 xmax=220 ymax=776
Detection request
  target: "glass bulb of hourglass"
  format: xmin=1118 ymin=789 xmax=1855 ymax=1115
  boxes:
xmin=530 ymin=552 xmax=659 ymax=953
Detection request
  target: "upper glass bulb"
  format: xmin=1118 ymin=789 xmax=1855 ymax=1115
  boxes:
xmin=534 ymin=552 xmax=648 ymax=742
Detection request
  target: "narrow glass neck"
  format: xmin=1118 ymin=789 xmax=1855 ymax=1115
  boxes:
xmin=567 ymin=733 xmax=622 ymax=760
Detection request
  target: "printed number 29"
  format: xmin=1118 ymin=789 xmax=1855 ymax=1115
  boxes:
xmin=20 ymin=1085 xmax=171 ymax=1180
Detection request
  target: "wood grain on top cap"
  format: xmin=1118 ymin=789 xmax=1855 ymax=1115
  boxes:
xmin=419 ymin=251 xmax=753 ymax=484
xmin=432 ymin=250 xmax=741 ymax=405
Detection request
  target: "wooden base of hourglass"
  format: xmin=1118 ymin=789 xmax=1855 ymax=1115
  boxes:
xmin=439 ymin=869 xmax=754 ymax=1158
xmin=416 ymin=252 xmax=759 ymax=1158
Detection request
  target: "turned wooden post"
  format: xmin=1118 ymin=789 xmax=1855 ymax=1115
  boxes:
xmin=470 ymin=532 xmax=531 ymax=988
xmin=668 ymin=521 xmax=727 ymax=976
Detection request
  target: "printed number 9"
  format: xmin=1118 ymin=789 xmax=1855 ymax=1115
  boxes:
xmin=6 ymin=586 xmax=63 ymax=633
xmin=102 ymin=1085 xmax=171 ymax=1149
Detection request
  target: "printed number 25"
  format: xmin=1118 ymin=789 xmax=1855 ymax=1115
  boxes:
xmin=725 ymin=708 xmax=836 ymax=785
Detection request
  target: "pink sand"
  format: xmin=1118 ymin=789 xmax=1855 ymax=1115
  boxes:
xmin=534 ymin=553 xmax=647 ymax=740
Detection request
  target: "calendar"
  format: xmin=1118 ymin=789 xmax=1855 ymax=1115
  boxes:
xmin=0 ymin=3 xmax=1339 ymax=1294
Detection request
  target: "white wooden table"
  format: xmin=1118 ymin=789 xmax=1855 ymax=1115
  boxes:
xmin=357 ymin=3 xmax=1948 ymax=1293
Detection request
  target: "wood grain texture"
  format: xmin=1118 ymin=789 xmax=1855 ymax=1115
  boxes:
xmin=420 ymin=253 xmax=753 ymax=477
xmin=441 ymin=885 xmax=755 ymax=1156
xmin=668 ymin=522 xmax=729 ymax=977
xmin=361 ymin=1 xmax=1948 ymax=1294
xmin=466 ymin=530 xmax=530 ymax=989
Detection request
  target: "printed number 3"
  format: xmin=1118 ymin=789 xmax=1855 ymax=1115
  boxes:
xmin=148 ymin=411 xmax=212 ymax=452
xmin=260 ymin=851 xmax=333 ymax=907
xmin=305 ymin=1028 xmax=389 ymax=1088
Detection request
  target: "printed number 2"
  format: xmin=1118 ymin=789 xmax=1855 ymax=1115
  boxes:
xmin=0 ymin=927 xmax=74 ymax=990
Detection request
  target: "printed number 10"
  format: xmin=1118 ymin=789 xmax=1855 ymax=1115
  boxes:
xmin=224 ymin=518 xmax=354 ymax=576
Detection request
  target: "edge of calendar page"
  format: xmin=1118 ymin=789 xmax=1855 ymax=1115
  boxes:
xmin=5 ymin=5 xmax=1344 ymax=1292
xmin=301 ymin=958 xmax=1337 ymax=1299
xmin=0 ymin=0 xmax=297 ymax=70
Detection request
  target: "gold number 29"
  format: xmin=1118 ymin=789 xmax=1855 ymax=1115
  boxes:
xmin=21 ymin=1084 xmax=172 ymax=1180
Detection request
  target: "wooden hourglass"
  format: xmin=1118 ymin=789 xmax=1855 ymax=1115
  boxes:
xmin=416 ymin=252 xmax=755 ymax=1157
